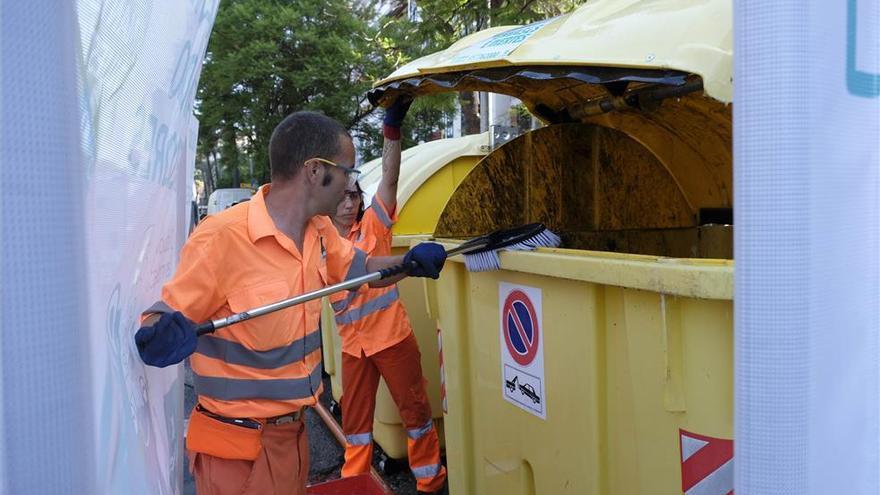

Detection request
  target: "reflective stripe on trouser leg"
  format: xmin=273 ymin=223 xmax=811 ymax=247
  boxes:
xmin=405 ymin=418 xmax=442 ymax=483
xmin=345 ymin=432 xmax=373 ymax=446
xmin=342 ymin=432 xmax=374 ymax=479
xmin=406 ymin=422 xmax=446 ymax=493
xmin=411 ymin=462 xmax=443 ymax=480
xmin=370 ymin=335 xmax=447 ymax=492
xmin=340 ymin=350 xmax=380 ymax=478
xmin=407 ymin=419 xmax=434 ymax=441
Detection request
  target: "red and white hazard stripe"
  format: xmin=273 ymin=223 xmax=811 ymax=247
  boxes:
xmin=680 ymin=429 xmax=733 ymax=495
xmin=437 ymin=326 xmax=447 ymax=414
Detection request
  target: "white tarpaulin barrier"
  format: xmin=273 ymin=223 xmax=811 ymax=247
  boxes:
xmin=735 ymin=0 xmax=880 ymax=493
xmin=80 ymin=1 xmax=217 ymax=493
xmin=1 ymin=2 xmax=95 ymax=494
xmin=1 ymin=0 xmax=217 ymax=493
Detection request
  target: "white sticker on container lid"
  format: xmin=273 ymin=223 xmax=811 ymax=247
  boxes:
xmin=449 ymin=17 xmax=556 ymax=65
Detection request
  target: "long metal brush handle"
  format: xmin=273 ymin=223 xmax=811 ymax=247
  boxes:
xmin=195 ymin=260 xmax=417 ymax=336
xmin=445 ymin=243 xmax=479 ymax=257
xmin=194 ymin=237 xmax=495 ymax=336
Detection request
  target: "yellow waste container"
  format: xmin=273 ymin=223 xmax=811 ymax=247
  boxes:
xmin=368 ymin=0 xmax=734 ymax=492
xmin=427 ymin=249 xmax=732 ymax=495
xmin=320 ymin=133 xmax=489 ymax=461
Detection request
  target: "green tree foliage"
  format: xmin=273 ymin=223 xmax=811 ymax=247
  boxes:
xmin=196 ymin=0 xmax=586 ymax=192
xmin=198 ymin=0 xmax=388 ymax=187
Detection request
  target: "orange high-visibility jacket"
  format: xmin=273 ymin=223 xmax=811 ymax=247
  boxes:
xmin=329 ymin=195 xmax=412 ymax=357
xmin=144 ymin=185 xmax=367 ymax=419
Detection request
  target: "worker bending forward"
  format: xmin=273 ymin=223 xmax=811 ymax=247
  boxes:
xmin=134 ymin=111 xmax=446 ymax=495
xmin=329 ymin=99 xmax=447 ymax=495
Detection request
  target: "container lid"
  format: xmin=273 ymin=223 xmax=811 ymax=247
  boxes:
xmin=369 ymin=0 xmax=732 ymax=121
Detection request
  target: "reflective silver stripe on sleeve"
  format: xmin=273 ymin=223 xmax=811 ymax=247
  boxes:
xmin=195 ymin=328 xmax=322 ymax=369
xmin=369 ymin=196 xmax=393 ymax=228
xmin=344 ymin=247 xmax=368 ymax=282
xmin=193 ymin=361 xmax=323 ymax=401
xmin=335 ymin=287 xmax=399 ymax=326
xmin=411 ymin=463 xmax=442 ymax=479
xmin=345 ymin=432 xmax=373 ymax=446
xmin=144 ymin=300 xmax=174 ymax=315
xmin=406 ymin=419 xmax=434 ymax=441
xmin=331 ymin=290 xmax=358 ymax=312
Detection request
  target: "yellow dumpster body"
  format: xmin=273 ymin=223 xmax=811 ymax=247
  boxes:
xmin=419 ymin=116 xmax=735 ymax=494
xmin=430 ymin=250 xmax=732 ymax=494
xmin=366 ymin=0 xmax=734 ymax=491
xmin=320 ymin=134 xmax=488 ymax=460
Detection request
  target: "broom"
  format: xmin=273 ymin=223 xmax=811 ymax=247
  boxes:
xmin=195 ymin=223 xmax=560 ymax=336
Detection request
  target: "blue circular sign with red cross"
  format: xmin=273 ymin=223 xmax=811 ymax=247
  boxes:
xmin=502 ymin=289 xmax=540 ymax=366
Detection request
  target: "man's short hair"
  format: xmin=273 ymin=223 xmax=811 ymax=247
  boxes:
xmin=269 ymin=111 xmax=348 ymax=180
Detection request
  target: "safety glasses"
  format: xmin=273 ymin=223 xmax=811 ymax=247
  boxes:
xmin=312 ymin=157 xmax=361 ymax=186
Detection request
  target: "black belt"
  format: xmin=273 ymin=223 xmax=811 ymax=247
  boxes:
xmin=197 ymin=404 xmax=305 ymax=427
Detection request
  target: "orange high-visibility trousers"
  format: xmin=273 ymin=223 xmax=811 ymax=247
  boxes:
xmin=340 ymin=333 xmax=446 ymax=493
xmin=188 ymin=418 xmax=309 ymax=495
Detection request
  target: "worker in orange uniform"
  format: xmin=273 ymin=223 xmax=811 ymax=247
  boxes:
xmin=133 ymin=111 xmax=447 ymax=495
xmin=329 ymin=98 xmax=447 ymax=495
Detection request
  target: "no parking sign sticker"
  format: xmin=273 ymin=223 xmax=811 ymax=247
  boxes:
xmin=499 ymin=283 xmax=546 ymax=419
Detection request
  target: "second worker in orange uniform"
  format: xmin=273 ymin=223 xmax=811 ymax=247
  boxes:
xmin=329 ymin=98 xmax=447 ymax=495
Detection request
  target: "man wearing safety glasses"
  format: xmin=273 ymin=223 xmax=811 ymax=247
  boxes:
xmin=311 ymin=157 xmax=361 ymax=187
xmin=133 ymin=110 xmax=447 ymax=495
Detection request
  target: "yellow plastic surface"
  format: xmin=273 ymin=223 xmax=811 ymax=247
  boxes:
xmin=375 ymin=0 xmax=732 ymax=103
xmin=357 ymin=133 xmax=488 ymax=229
xmin=393 ymin=155 xmax=483 ymax=235
xmin=430 ymin=249 xmax=733 ymax=494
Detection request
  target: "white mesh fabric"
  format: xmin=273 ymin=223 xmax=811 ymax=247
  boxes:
xmin=1 ymin=1 xmax=95 ymax=493
xmin=77 ymin=1 xmax=218 ymax=493
xmin=735 ymin=0 xmax=880 ymax=493
xmin=1 ymin=0 xmax=217 ymax=493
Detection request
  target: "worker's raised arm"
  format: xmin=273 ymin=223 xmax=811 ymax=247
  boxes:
xmin=376 ymin=97 xmax=412 ymax=212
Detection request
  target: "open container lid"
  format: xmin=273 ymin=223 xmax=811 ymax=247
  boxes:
xmin=368 ymin=0 xmax=732 ymax=122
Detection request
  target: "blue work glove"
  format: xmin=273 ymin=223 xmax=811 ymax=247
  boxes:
xmin=403 ymin=242 xmax=447 ymax=279
xmin=135 ymin=311 xmax=198 ymax=368
xmin=382 ymin=97 xmax=413 ymax=140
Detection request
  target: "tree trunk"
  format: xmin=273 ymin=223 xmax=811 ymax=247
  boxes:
xmin=231 ymin=163 xmax=240 ymax=188
xmin=489 ymin=0 xmax=503 ymax=17
xmin=210 ymin=150 xmax=220 ymax=191
xmin=200 ymin=154 xmax=215 ymax=201
xmin=221 ymin=123 xmax=239 ymax=188
xmin=459 ymin=91 xmax=481 ymax=135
